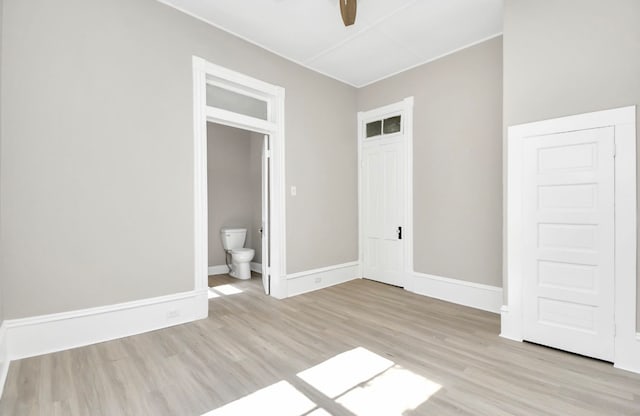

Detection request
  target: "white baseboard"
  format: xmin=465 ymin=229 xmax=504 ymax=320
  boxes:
xmin=0 ymin=323 xmax=8 ymax=398
xmin=499 ymin=305 xmax=523 ymax=341
xmin=287 ymin=261 xmax=360 ymax=297
xmin=406 ymin=272 xmax=502 ymax=314
xmin=4 ymin=290 xmax=208 ymax=361
xmin=208 ymin=263 xmax=262 ymax=277
xmin=613 ymin=333 xmax=640 ymax=374
xmin=208 ymin=265 xmax=230 ymax=275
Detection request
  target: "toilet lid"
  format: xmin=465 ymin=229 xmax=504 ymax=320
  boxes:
xmin=231 ymin=248 xmax=254 ymax=254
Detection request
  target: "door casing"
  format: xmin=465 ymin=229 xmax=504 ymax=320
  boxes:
xmin=357 ymin=97 xmax=414 ymax=287
xmin=503 ymin=106 xmax=638 ymax=373
xmin=192 ymin=56 xmax=287 ymax=300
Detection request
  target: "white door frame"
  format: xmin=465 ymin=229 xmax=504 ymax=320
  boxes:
xmin=502 ymin=106 xmax=639 ymax=373
xmin=357 ymin=97 xmax=414 ymax=286
xmin=192 ymin=56 xmax=287 ymax=300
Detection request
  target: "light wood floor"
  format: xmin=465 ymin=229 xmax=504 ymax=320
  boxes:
xmin=1 ymin=275 xmax=639 ymax=415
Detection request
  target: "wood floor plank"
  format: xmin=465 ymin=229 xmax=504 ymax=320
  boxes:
xmin=1 ymin=275 xmax=639 ymax=415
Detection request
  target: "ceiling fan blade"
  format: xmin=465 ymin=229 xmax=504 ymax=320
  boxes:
xmin=340 ymin=0 xmax=357 ymax=27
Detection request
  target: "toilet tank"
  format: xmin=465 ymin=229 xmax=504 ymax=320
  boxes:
xmin=220 ymin=227 xmax=247 ymax=250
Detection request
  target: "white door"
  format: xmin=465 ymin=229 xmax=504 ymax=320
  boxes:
xmin=522 ymin=127 xmax=615 ymax=361
xmin=261 ymin=135 xmax=270 ymax=295
xmin=362 ymin=137 xmax=405 ymax=286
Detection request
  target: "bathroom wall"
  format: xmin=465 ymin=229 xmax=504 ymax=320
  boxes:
xmin=207 ymin=123 xmax=262 ymax=269
xmin=249 ymin=132 xmax=263 ymax=265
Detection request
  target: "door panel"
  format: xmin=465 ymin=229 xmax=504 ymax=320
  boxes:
xmin=362 ymin=139 xmax=404 ymax=286
xmin=522 ymin=127 xmax=614 ymax=361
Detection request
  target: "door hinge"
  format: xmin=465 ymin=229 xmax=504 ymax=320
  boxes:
xmin=265 ymin=149 xmax=271 ymax=159
xmin=613 ymin=144 xmax=617 ymax=158
xmin=397 ymin=226 xmax=403 ymax=240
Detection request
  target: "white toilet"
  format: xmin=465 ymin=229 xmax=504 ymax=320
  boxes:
xmin=220 ymin=227 xmax=255 ymax=280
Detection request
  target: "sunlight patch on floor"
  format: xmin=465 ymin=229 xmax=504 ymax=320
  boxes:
xmin=297 ymin=347 xmax=394 ymax=398
xmin=202 ymin=347 xmax=441 ymax=416
xmin=336 ymin=365 xmax=441 ymax=416
xmin=202 ymin=381 xmax=316 ymax=416
xmin=208 ymin=284 xmax=244 ymax=298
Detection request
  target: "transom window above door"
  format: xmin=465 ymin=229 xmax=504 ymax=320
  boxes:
xmin=206 ymin=83 xmax=269 ymax=121
xmin=365 ymin=115 xmax=402 ymax=138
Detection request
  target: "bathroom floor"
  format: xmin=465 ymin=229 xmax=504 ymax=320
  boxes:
xmin=208 ymin=271 xmax=261 ymax=288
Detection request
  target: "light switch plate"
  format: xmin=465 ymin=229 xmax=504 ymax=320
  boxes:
xmin=291 ymin=186 xmax=297 ymax=196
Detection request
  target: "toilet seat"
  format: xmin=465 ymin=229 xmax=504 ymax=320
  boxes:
xmin=230 ymin=248 xmax=254 ymax=254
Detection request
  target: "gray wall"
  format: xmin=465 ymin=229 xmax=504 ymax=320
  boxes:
xmin=0 ymin=0 xmax=357 ymax=319
xmin=503 ymin=0 xmax=640 ymax=329
xmin=0 ymin=0 xmax=4 ymax=328
xmin=207 ymin=123 xmax=261 ymax=268
xmin=357 ymin=37 xmax=503 ymax=287
xmin=249 ymin=132 xmax=263 ymax=265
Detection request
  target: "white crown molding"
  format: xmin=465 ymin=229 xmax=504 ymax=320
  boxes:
xmin=157 ymin=0 xmax=355 ymax=87
xmin=357 ymin=32 xmax=503 ymax=88
xmin=305 ymin=0 xmax=422 ymax=65
xmin=157 ymin=0 xmax=502 ymax=88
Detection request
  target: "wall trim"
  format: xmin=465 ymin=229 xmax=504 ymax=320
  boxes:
xmin=0 ymin=324 xmax=8 ymax=398
xmin=208 ymin=262 xmax=262 ymax=277
xmin=504 ymin=106 xmax=638 ymax=373
xmin=193 ymin=57 xmax=287 ymax=299
xmin=250 ymin=262 xmax=262 ymax=273
xmin=208 ymin=265 xmax=230 ymax=275
xmin=158 ymin=1 xmax=501 ymax=89
xmin=286 ymin=261 xmax=359 ymax=280
xmin=358 ymin=33 xmax=503 ymax=88
xmin=4 ymin=290 xmax=208 ymax=362
xmin=286 ymin=262 xmax=360 ymax=297
xmin=406 ymin=272 xmax=502 ymax=314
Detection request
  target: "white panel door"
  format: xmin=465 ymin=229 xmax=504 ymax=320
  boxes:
xmin=362 ymin=138 xmax=405 ymax=286
xmin=522 ymin=127 xmax=615 ymax=361
xmin=261 ymin=135 xmax=270 ymax=295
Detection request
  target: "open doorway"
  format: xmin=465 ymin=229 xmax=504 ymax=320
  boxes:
xmin=192 ymin=57 xmax=286 ymax=303
xmin=207 ymin=123 xmax=271 ymax=295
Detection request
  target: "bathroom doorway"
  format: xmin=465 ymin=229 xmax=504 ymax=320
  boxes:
xmin=206 ymin=122 xmax=271 ymax=295
xmin=192 ymin=57 xmax=286 ymax=303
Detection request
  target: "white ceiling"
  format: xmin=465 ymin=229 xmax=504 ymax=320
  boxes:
xmin=159 ymin=0 xmax=504 ymax=88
